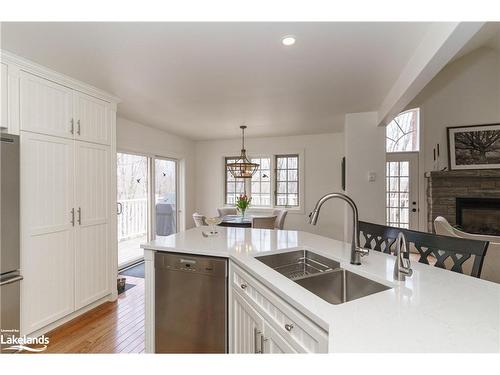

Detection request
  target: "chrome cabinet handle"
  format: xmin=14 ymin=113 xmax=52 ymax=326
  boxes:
xmin=0 ymin=275 xmax=23 ymax=286
xmin=285 ymin=323 xmax=294 ymax=332
xmin=240 ymin=283 xmax=247 ymax=290
xmin=254 ymin=328 xmax=262 ymax=354
xmin=77 ymin=120 xmax=81 ymax=135
xmin=77 ymin=207 xmax=81 ymax=225
xmin=260 ymin=334 xmax=267 ymax=354
xmin=70 ymin=208 xmax=75 ymax=226
xmin=117 ymin=202 xmax=123 ymax=215
xmin=70 ymin=118 xmax=74 ymax=134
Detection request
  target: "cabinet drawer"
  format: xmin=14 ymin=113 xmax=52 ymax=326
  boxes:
xmin=231 ymin=262 xmax=328 ymax=353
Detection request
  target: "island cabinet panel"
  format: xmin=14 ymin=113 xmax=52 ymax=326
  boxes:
xmin=230 ymin=262 xmax=328 ymax=353
xmin=230 ymin=290 xmax=264 ymax=353
xmin=263 ymin=321 xmax=297 ymax=354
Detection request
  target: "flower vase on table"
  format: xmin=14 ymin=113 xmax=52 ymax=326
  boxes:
xmin=236 ymin=194 xmax=251 ymax=220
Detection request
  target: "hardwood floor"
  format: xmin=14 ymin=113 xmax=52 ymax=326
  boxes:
xmin=42 ymin=275 xmax=145 ymax=354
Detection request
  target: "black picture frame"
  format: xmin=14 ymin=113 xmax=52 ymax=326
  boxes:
xmin=446 ymin=123 xmax=500 ymax=170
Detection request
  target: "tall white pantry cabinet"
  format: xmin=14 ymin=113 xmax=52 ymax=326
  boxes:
xmin=1 ymin=51 xmax=119 ymax=336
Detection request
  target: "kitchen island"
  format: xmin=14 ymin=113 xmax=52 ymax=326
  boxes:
xmin=142 ymin=226 xmax=500 ymax=353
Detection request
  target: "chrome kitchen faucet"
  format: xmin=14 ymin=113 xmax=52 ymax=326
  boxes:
xmin=308 ymin=192 xmax=368 ymax=265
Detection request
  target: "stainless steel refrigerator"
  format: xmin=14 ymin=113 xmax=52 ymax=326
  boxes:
xmin=1 ymin=132 xmax=22 ymax=352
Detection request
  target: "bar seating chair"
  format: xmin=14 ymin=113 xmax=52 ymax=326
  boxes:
xmin=434 ymin=216 xmax=500 ymax=283
xmin=359 ymin=221 xmax=489 ymax=278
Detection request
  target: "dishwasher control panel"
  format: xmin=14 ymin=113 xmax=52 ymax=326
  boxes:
xmin=155 ymin=251 xmax=226 ymax=277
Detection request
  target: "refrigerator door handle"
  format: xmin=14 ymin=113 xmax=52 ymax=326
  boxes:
xmin=0 ymin=275 xmax=23 ymax=286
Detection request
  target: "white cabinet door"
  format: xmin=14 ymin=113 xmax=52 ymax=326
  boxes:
xmin=230 ymin=289 xmax=264 ymax=354
xmin=1 ymin=63 xmax=7 ymax=129
xmin=20 ymin=72 xmax=73 ymax=139
xmin=263 ymin=321 xmax=296 ymax=354
xmin=21 ymin=132 xmax=75 ymax=334
xmin=75 ymin=92 xmax=110 ymax=145
xmin=74 ymin=141 xmax=110 ymax=309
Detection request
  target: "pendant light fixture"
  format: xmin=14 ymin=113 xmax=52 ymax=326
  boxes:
xmin=226 ymin=125 xmax=259 ymax=179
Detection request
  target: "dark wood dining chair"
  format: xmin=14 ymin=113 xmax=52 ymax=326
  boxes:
xmin=359 ymin=221 xmax=489 ymax=278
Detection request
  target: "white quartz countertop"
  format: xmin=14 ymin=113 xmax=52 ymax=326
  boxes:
xmin=142 ymin=227 xmax=500 ymax=352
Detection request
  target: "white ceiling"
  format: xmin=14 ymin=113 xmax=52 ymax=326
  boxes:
xmin=1 ymin=22 xmax=435 ymax=140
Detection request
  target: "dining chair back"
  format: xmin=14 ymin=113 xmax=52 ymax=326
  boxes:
xmin=359 ymin=221 xmax=489 ymax=278
xmin=192 ymin=212 xmax=207 ymax=227
xmin=252 ymin=216 xmax=277 ymax=229
xmin=272 ymin=209 xmax=288 ymax=229
xmin=217 ymin=207 xmax=238 ymax=218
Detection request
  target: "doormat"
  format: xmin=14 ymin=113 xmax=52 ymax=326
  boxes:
xmin=119 ymin=262 xmax=145 ymax=278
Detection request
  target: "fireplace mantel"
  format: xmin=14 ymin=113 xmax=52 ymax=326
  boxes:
xmin=425 ymin=170 xmax=500 ymax=178
xmin=426 ymin=169 xmax=500 ymax=232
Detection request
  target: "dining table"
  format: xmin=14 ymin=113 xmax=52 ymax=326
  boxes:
xmin=218 ymin=214 xmax=254 ymax=228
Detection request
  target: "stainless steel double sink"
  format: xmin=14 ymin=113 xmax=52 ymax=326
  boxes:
xmin=256 ymin=250 xmax=391 ymax=305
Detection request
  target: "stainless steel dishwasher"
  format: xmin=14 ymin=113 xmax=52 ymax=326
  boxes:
xmin=155 ymin=252 xmax=227 ymax=353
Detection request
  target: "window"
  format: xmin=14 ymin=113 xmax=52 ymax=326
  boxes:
xmin=225 ymin=157 xmax=245 ymax=205
xmin=275 ymin=154 xmax=299 ymax=207
xmin=251 ymin=157 xmax=271 ymax=206
xmin=385 ymin=108 xmax=420 ymax=229
xmin=386 ymin=160 xmax=410 ymax=228
xmin=386 ymin=108 xmax=419 ymax=152
xmin=224 ymin=153 xmax=302 ymax=209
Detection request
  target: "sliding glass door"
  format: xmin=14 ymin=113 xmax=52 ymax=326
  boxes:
xmin=117 ymin=153 xmax=179 ymax=269
xmin=154 ymin=158 xmax=177 ymax=239
xmin=117 ymin=153 xmax=149 ymax=269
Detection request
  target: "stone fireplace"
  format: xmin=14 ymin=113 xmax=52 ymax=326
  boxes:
xmin=456 ymin=197 xmax=500 ymax=235
xmin=426 ymin=170 xmax=500 ymax=234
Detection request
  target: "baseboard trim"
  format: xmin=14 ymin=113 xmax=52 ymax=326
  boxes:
xmin=26 ymin=294 xmax=113 ymax=339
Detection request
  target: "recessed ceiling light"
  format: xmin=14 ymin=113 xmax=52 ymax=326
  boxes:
xmin=282 ymin=35 xmax=296 ymax=46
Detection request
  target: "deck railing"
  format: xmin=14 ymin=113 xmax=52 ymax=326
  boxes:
xmin=118 ymin=198 xmax=148 ymax=242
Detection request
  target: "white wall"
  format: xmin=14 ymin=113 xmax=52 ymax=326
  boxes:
xmin=195 ymin=133 xmax=346 ymax=240
xmin=116 ymin=117 xmax=197 ymax=230
xmin=344 ymin=112 xmax=386 ymax=230
xmin=407 ymin=47 xmax=500 ymax=229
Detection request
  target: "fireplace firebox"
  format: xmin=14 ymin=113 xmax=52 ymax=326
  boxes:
xmin=456 ymin=197 xmax=500 ymax=236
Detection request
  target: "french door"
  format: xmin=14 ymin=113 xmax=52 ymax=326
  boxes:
xmin=117 ymin=152 xmax=179 ymax=269
xmin=386 ymin=152 xmax=419 ymax=229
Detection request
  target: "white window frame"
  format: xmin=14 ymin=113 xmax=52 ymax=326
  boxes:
xmin=222 ymin=150 xmax=305 ymax=213
xmin=384 ymin=107 xmax=421 ymax=230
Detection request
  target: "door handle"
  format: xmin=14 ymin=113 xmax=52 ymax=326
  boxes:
xmin=70 ymin=118 xmax=74 ymax=134
xmin=77 ymin=207 xmax=82 ymax=225
xmin=77 ymin=120 xmax=81 ymax=135
xmin=0 ymin=275 xmax=23 ymax=286
xmin=117 ymin=202 xmax=123 ymax=215
xmin=70 ymin=208 xmax=75 ymax=226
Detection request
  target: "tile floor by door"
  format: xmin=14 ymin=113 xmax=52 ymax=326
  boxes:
xmin=40 ymin=275 xmax=145 ymax=353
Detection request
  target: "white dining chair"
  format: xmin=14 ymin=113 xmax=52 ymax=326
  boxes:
xmin=272 ymin=209 xmax=288 ymax=229
xmin=193 ymin=212 xmax=207 ymax=227
xmin=252 ymin=216 xmax=277 ymax=229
